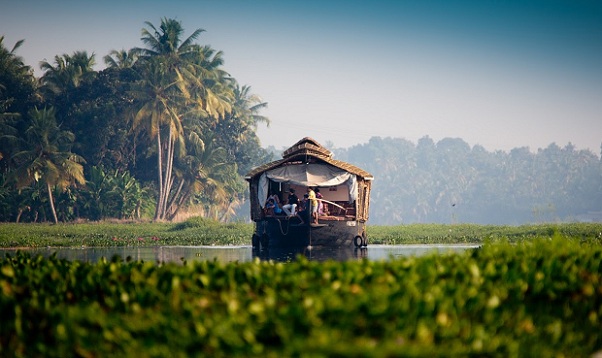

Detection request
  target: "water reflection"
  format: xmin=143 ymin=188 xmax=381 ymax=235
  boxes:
xmin=252 ymin=246 xmax=368 ymax=262
xmin=0 ymin=244 xmax=479 ymax=264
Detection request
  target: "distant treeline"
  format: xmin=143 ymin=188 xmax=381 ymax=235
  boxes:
xmin=2 ymin=20 xmax=600 ymax=225
xmin=332 ymin=136 xmax=602 ymax=225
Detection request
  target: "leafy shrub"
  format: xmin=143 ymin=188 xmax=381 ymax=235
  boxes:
xmin=1 ymin=236 xmax=601 ymax=357
xmin=172 ymin=216 xmax=223 ymax=230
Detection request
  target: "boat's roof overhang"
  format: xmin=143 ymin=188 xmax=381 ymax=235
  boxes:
xmin=245 ymin=137 xmax=373 ymax=181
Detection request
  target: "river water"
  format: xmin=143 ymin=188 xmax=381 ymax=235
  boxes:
xmin=0 ymin=244 xmax=479 ymax=264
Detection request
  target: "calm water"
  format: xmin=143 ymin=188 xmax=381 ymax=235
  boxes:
xmin=0 ymin=244 xmax=479 ymax=264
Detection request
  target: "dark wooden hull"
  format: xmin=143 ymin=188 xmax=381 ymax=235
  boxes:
xmin=252 ymin=217 xmax=368 ymax=249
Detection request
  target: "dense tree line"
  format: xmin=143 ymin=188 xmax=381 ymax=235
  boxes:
xmin=2 ymin=21 xmax=600 ymax=225
xmin=0 ymin=19 xmax=273 ymax=223
xmin=334 ymin=137 xmax=602 ymax=225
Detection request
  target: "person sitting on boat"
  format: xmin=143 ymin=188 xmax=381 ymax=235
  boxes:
xmin=265 ymin=195 xmax=283 ymax=216
xmin=296 ymin=193 xmax=310 ymax=224
xmin=282 ymin=188 xmax=299 ymax=217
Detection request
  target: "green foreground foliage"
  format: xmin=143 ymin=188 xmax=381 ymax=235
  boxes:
xmin=1 ymin=220 xmax=601 ymax=248
xmin=1 ymin=236 xmax=601 ymax=357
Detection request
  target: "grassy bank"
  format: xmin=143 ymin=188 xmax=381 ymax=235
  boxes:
xmin=367 ymin=222 xmax=602 ymax=244
xmin=0 ymin=217 xmax=254 ymax=248
xmin=1 ymin=219 xmax=602 ymax=248
xmin=1 ymin=236 xmax=601 ymax=357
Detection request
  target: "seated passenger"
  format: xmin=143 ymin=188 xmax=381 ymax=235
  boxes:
xmin=282 ymin=188 xmax=299 ymax=217
xmin=296 ymin=194 xmax=309 ymax=224
xmin=265 ymin=195 xmax=283 ymax=216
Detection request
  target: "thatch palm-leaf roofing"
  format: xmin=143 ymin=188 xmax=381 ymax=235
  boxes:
xmin=245 ymin=137 xmax=373 ymax=180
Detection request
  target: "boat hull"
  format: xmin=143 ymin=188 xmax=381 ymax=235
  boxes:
xmin=252 ymin=217 xmax=367 ymax=249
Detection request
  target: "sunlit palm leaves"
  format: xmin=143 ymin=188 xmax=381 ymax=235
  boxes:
xmin=169 ymin=132 xmax=240 ymax=221
xmin=131 ymin=18 xmax=236 ymax=221
xmin=12 ymin=107 xmax=85 ymax=223
xmin=103 ymin=48 xmax=140 ymax=69
xmin=1 ymin=19 xmax=270 ymax=222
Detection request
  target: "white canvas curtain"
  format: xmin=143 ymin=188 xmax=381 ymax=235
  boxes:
xmin=258 ymin=164 xmax=357 ymax=208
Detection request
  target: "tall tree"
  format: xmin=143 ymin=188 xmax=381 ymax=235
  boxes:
xmin=12 ymin=107 xmax=85 ymax=223
xmin=38 ymin=51 xmax=98 ymax=150
xmin=166 ymin=132 xmax=235 ymax=221
xmin=39 ymin=51 xmax=96 ymax=99
xmin=103 ymin=49 xmax=139 ymax=69
xmin=129 ymin=59 xmax=184 ymax=220
xmin=131 ymin=18 xmax=233 ymax=220
xmin=0 ymin=37 xmax=38 ymax=115
xmin=214 ymin=82 xmax=269 ymax=175
xmin=0 ymin=37 xmax=38 ymax=169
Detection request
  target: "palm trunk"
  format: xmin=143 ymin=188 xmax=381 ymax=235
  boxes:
xmin=165 ymin=179 xmax=186 ymax=221
xmin=135 ymin=200 xmax=142 ymax=219
xmin=154 ymin=129 xmax=164 ymax=221
xmin=219 ymin=201 xmax=234 ymax=222
xmin=161 ymin=130 xmax=176 ymax=218
xmin=47 ymin=183 xmax=59 ymax=224
xmin=170 ymin=191 xmax=190 ymax=221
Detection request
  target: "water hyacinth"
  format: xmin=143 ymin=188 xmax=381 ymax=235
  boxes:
xmin=0 ymin=236 xmax=601 ymax=357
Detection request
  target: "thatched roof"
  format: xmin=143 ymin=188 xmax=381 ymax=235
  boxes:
xmin=282 ymin=137 xmax=334 ymax=158
xmin=245 ymin=137 xmax=373 ymax=180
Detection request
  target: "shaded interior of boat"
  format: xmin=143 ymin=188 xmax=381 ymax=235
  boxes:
xmin=262 ymin=181 xmax=358 ymax=225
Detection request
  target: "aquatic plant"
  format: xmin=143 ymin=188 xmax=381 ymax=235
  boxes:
xmin=1 ymin=236 xmax=600 ymax=356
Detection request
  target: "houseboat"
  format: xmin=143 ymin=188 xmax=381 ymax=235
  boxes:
xmin=245 ymin=137 xmax=373 ymax=249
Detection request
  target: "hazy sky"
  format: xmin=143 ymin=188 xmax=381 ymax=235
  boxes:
xmin=2 ymin=0 xmax=601 ymax=154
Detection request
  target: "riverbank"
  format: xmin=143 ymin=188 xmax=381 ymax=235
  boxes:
xmin=1 ymin=218 xmax=601 ymax=248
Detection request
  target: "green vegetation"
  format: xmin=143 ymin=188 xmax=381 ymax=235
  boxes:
xmin=1 ymin=22 xmax=273 ymax=224
xmin=4 ymin=25 xmax=602 ymax=227
xmin=3 ymin=25 xmax=602 ymax=228
xmin=368 ymin=222 xmax=602 ymax=244
xmin=1 ymin=221 xmax=601 ymax=248
xmin=337 ymin=137 xmax=602 ymax=225
xmin=0 ymin=217 xmax=254 ymax=248
xmin=1 ymin=236 xmax=601 ymax=357
xmin=4 ymin=15 xmax=601 ymax=358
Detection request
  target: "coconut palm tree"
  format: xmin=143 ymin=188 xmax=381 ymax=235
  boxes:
xmin=185 ymin=44 xmax=233 ymax=120
xmin=164 ymin=130 xmax=237 ymax=221
xmin=39 ymin=51 xmax=96 ymax=99
xmin=103 ymin=49 xmax=140 ymax=69
xmin=214 ymin=82 xmax=269 ymax=172
xmin=136 ymin=17 xmax=205 ymax=66
xmin=1 ymin=37 xmax=38 ymax=168
xmin=12 ymin=107 xmax=85 ymax=223
xmin=131 ymin=18 xmax=234 ymax=221
xmin=129 ymin=59 xmax=185 ymax=220
xmin=0 ymin=37 xmax=37 ymax=115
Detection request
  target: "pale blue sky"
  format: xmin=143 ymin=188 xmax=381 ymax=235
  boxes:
xmin=2 ymin=0 xmax=601 ymax=154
